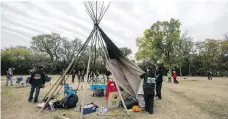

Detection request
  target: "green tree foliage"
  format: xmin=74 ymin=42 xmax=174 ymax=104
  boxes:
xmin=1 ymin=46 xmax=33 ymax=74
xmin=119 ymin=47 xmax=132 ymax=57
xmin=136 ymin=19 xmax=228 ymax=76
xmin=136 ymin=18 xmax=181 ymax=71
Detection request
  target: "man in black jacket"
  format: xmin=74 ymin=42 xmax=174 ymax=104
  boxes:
xmin=28 ymin=66 xmax=46 ymax=103
xmin=140 ymin=66 xmax=156 ymax=114
xmin=156 ymin=62 xmax=164 ymax=100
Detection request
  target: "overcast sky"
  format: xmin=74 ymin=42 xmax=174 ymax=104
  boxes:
xmin=1 ymin=1 xmax=228 ymax=56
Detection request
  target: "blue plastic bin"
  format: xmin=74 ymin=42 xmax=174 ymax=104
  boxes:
xmin=90 ymin=84 xmax=106 ymax=92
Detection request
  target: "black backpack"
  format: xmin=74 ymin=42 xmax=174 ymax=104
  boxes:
xmin=56 ymin=94 xmax=78 ymax=109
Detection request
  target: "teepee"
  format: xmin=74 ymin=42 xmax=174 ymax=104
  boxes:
xmin=40 ymin=1 xmax=145 ymax=118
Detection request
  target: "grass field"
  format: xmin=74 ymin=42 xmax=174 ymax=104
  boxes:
xmin=1 ymin=75 xmax=228 ymax=119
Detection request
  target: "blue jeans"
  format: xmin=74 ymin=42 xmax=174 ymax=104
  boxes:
xmin=6 ymin=76 xmax=13 ymax=86
xmin=29 ymin=85 xmax=41 ymax=102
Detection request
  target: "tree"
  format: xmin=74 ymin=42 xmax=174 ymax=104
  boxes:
xmin=119 ymin=47 xmax=132 ymax=57
xmin=59 ymin=38 xmax=83 ymax=63
xmin=31 ymin=33 xmax=64 ymax=72
xmin=136 ymin=18 xmax=181 ymax=72
xmin=1 ymin=46 xmax=34 ymax=74
xmin=175 ymin=31 xmax=194 ymax=76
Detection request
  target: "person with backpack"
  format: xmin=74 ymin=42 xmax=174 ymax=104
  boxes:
xmin=28 ymin=66 xmax=46 ymax=103
xmin=140 ymin=66 xmax=156 ymax=114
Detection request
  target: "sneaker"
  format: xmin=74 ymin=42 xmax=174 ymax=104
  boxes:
xmin=156 ymin=97 xmax=162 ymax=100
xmin=28 ymin=100 xmax=32 ymax=103
xmin=28 ymin=97 xmax=33 ymax=103
xmin=34 ymin=100 xmax=38 ymax=103
xmin=149 ymin=111 xmax=153 ymax=114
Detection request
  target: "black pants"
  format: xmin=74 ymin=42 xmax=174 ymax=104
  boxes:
xmin=208 ymin=76 xmax=212 ymax=80
xmin=174 ymin=78 xmax=179 ymax=83
xmin=156 ymin=82 xmax=162 ymax=99
xmin=143 ymin=88 xmax=155 ymax=113
xmin=29 ymin=85 xmax=41 ymax=102
xmin=72 ymin=75 xmax=75 ymax=83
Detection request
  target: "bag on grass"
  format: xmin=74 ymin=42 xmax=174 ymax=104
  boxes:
xmin=60 ymin=94 xmax=78 ymax=109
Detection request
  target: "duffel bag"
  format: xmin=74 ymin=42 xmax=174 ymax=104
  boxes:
xmin=120 ymin=98 xmax=138 ymax=109
xmin=61 ymin=94 xmax=78 ymax=109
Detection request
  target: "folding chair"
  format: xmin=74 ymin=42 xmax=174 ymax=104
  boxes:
xmin=26 ymin=77 xmax=31 ymax=87
xmin=45 ymin=77 xmax=52 ymax=86
xmin=16 ymin=77 xmax=24 ymax=87
xmin=64 ymin=83 xmax=77 ymax=95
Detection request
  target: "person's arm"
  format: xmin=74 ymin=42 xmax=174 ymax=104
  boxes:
xmin=42 ymin=72 xmax=47 ymax=85
xmin=140 ymin=73 xmax=145 ymax=79
xmin=29 ymin=72 xmax=35 ymax=84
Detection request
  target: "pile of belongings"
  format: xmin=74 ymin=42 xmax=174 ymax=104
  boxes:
xmin=37 ymin=94 xmax=78 ymax=111
xmin=80 ymin=102 xmax=99 ymax=115
xmin=120 ymin=96 xmax=138 ymax=109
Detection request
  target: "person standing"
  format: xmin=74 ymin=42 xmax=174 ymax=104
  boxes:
xmin=72 ymin=69 xmax=76 ymax=83
xmin=167 ymin=71 xmax=172 ymax=83
xmin=81 ymin=70 xmax=85 ymax=82
xmin=208 ymin=72 xmax=212 ymax=80
xmin=105 ymin=68 xmax=112 ymax=82
xmin=140 ymin=66 xmax=156 ymax=114
xmin=173 ymin=71 xmax=179 ymax=84
xmin=95 ymin=70 xmax=100 ymax=82
xmin=155 ymin=62 xmax=164 ymax=100
xmin=77 ymin=71 xmax=81 ymax=83
xmin=28 ymin=66 xmax=46 ymax=103
xmin=6 ymin=68 xmax=14 ymax=86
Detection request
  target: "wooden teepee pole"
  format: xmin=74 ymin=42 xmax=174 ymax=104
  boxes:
xmin=80 ymin=35 xmax=95 ymax=119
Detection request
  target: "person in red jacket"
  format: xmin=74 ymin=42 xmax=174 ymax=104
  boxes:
xmin=105 ymin=79 xmax=117 ymax=100
xmin=173 ymin=71 xmax=179 ymax=84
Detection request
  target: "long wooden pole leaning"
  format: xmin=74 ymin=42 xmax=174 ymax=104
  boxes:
xmin=79 ymin=35 xmax=95 ymax=119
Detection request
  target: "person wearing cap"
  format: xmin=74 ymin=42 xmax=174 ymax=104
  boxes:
xmin=140 ymin=66 xmax=156 ymax=114
xmin=28 ymin=66 xmax=46 ymax=103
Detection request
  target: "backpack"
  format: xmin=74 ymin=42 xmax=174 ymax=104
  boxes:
xmin=60 ymin=94 xmax=78 ymax=109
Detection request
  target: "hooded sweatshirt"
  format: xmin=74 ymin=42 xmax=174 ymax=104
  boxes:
xmin=30 ymin=69 xmax=46 ymax=86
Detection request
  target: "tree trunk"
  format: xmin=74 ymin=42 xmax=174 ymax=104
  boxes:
xmin=188 ymin=65 xmax=192 ymax=76
xmin=180 ymin=66 xmax=182 ymax=76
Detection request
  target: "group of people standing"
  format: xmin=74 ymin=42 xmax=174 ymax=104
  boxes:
xmin=71 ymin=70 xmax=100 ymax=84
xmin=140 ymin=62 xmax=164 ymax=114
xmin=140 ymin=61 xmax=180 ymax=114
xmin=167 ymin=71 xmax=179 ymax=83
